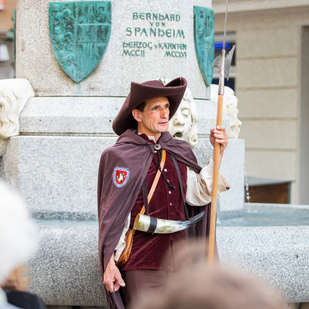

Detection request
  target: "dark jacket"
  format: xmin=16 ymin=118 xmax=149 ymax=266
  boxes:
xmin=4 ymin=290 xmax=47 ymax=309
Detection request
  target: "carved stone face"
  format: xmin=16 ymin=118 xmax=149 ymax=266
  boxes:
xmin=210 ymin=84 xmax=242 ymax=139
xmin=168 ymin=88 xmax=198 ymax=148
xmin=224 ymin=93 xmax=242 ymax=139
xmin=169 ymin=99 xmax=192 ymax=141
xmin=0 ymin=79 xmax=34 ymax=156
xmin=161 ymin=78 xmax=198 ymax=148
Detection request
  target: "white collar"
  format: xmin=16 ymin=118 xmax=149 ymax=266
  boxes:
xmin=137 ymin=132 xmax=156 ymax=142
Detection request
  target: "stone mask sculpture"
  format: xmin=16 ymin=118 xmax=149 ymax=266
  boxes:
xmin=162 ymin=78 xmax=198 ymax=148
xmin=210 ymin=84 xmax=242 ymax=139
xmin=0 ymin=79 xmax=34 ymax=156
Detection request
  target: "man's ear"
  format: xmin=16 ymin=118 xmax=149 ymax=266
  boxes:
xmin=132 ymin=109 xmax=142 ymax=122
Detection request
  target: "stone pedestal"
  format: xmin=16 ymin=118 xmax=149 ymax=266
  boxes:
xmin=26 ymin=222 xmax=309 ymax=306
xmin=219 ymin=139 xmax=245 ymax=217
xmin=16 ymin=0 xmax=212 ymax=98
xmin=2 ymin=96 xmax=245 ymax=218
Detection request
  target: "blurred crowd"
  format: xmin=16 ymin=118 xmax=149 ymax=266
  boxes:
xmin=130 ymin=241 xmax=287 ymax=309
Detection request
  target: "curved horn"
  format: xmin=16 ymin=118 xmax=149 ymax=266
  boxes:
xmin=133 ymin=211 xmax=205 ymax=234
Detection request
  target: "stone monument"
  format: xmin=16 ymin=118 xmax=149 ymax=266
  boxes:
xmin=0 ymin=79 xmax=34 ymax=156
xmin=0 ymin=0 xmax=244 ymax=306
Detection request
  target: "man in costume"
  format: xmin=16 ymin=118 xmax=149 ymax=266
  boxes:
xmin=97 ymin=77 xmax=230 ymax=308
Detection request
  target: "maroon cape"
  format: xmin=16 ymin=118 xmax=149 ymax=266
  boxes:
xmin=97 ymin=129 xmax=212 ymax=308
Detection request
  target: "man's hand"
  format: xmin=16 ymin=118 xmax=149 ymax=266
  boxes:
xmin=210 ymin=126 xmax=228 ymax=164
xmin=103 ymin=254 xmax=126 ymax=293
xmin=210 ymin=126 xmax=228 ymax=155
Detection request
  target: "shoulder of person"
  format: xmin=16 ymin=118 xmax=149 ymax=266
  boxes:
xmin=170 ymin=137 xmax=194 ymax=153
xmin=5 ymin=290 xmax=47 ymax=309
xmin=101 ymin=143 xmax=129 ymax=161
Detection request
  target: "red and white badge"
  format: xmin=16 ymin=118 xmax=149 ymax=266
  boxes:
xmin=113 ymin=167 xmax=130 ymax=188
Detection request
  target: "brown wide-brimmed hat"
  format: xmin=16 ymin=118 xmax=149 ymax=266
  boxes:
xmin=112 ymin=77 xmax=187 ymax=136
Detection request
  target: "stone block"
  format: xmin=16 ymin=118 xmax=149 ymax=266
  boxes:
xmin=3 ymin=94 xmax=234 ymax=215
xmin=217 ymin=226 xmax=309 ymax=303
xmin=16 ymin=0 xmax=213 ymax=98
xmin=0 ymin=157 xmax=4 ymax=180
xmin=218 ymin=139 xmax=245 ymax=215
xmin=3 ymin=135 xmax=231 ymax=216
xmin=3 ymin=136 xmax=116 ymax=216
xmin=194 ymin=99 xmax=231 ymax=137
xmin=19 ymin=97 xmax=230 ymax=136
xmin=193 ymin=138 xmax=245 ymax=216
xmin=19 ymin=97 xmax=122 ymax=135
xmin=27 ymin=221 xmax=309 ymax=306
xmin=28 ymin=223 xmax=107 ymax=307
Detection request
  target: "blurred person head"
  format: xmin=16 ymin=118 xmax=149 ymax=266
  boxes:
xmin=0 ymin=181 xmax=37 ymax=287
xmin=1 ymin=266 xmax=29 ymax=292
xmin=130 ymin=240 xmax=286 ymax=309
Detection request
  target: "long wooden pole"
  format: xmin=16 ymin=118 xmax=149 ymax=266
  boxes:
xmin=207 ymin=97 xmax=223 ymax=264
xmin=208 ymin=0 xmax=232 ymax=264
xmin=208 ymin=46 xmax=226 ymax=264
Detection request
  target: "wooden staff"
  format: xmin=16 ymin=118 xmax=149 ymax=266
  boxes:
xmin=208 ymin=0 xmax=234 ymax=264
xmin=208 ymin=50 xmax=225 ymax=265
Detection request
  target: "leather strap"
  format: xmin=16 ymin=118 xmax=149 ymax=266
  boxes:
xmin=147 ymin=216 xmax=157 ymax=234
xmin=141 ymin=180 xmax=149 ymax=215
xmin=171 ymin=155 xmax=189 ymax=220
xmin=133 ymin=149 xmax=166 ymax=232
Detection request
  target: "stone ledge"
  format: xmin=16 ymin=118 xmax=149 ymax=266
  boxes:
xmin=2 ymin=136 xmax=243 ymax=216
xmin=218 ymin=226 xmax=309 ymax=303
xmin=27 ymin=222 xmax=309 ymax=306
xmin=28 ymin=223 xmax=106 ymax=307
xmin=19 ymin=97 xmax=230 ymax=135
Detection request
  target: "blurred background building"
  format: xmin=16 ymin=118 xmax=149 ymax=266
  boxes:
xmin=213 ymin=0 xmax=309 ymax=205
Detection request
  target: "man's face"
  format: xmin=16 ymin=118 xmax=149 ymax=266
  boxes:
xmin=133 ymin=96 xmax=170 ymax=138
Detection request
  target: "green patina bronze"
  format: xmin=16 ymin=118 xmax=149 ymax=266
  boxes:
xmin=49 ymin=1 xmax=111 ymax=83
xmin=13 ymin=9 xmax=16 ymax=68
xmin=193 ymin=6 xmax=214 ymax=87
